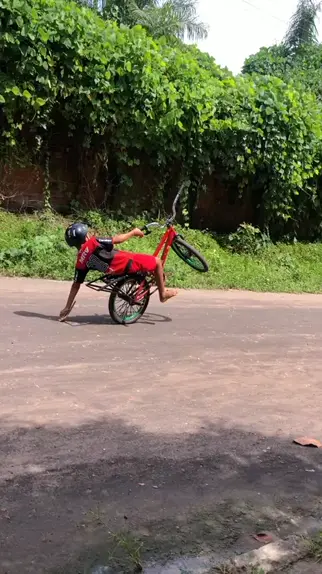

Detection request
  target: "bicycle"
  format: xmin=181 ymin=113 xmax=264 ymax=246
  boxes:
xmin=86 ymin=185 xmax=209 ymax=325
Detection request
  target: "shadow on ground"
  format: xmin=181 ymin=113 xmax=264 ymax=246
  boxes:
xmin=14 ymin=310 xmax=172 ymax=326
xmin=1 ymin=417 xmax=321 ymax=574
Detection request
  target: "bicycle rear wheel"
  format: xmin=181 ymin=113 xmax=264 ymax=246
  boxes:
xmin=171 ymin=236 xmax=208 ymax=273
xmin=108 ymin=276 xmax=150 ymax=325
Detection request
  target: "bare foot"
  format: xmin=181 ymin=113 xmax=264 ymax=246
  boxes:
xmin=160 ymin=289 xmax=178 ymax=303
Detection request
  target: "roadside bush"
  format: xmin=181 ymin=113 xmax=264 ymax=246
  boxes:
xmin=0 ymin=233 xmax=68 ymax=269
xmin=227 ymin=224 xmax=270 ymax=255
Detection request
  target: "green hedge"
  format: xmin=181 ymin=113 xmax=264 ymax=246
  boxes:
xmin=1 ymin=0 xmax=322 ymax=238
xmin=243 ymin=44 xmax=322 ymax=101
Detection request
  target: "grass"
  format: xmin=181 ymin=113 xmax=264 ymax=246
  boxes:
xmin=90 ymin=531 xmax=143 ymax=574
xmin=309 ymin=531 xmax=322 ymax=562
xmin=1 ymin=209 xmax=322 ymax=293
xmin=77 ymin=530 xmax=143 ymax=574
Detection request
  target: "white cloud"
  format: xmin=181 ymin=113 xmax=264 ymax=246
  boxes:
xmin=195 ymin=0 xmax=322 ymax=73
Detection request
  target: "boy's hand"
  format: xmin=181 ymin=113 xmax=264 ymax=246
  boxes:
xmin=58 ymin=301 xmax=75 ymax=322
xmin=59 ymin=307 xmax=71 ymax=322
xmin=113 ymin=228 xmax=144 ymax=244
xmin=132 ymin=227 xmax=144 ymax=238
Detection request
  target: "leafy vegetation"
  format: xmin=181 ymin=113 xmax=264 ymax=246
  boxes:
xmin=1 ymin=0 xmax=322 ymax=240
xmin=240 ymin=2 xmax=322 ymax=242
xmin=243 ymin=43 xmax=322 ymax=100
xmin=227 ymin=224 xmax=270 ymax=256
xmin=1 ymin=210 xmax=322 ymax=293
xmin=309 ymin=531 xmax=322 ymax=562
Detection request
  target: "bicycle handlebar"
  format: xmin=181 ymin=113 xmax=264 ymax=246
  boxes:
xmin=141 ymin=182 xmax=186 ymax=233
xmin=140 ymin=222 xmax=163 ymax=235
xmin=170 ymin=183 xmax=185 ymax=223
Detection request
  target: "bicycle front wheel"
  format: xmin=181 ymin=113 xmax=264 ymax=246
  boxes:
xmin=108 ymin=276 xmax=150 ymax=325
xmin=171 ymin=236 xmax=209 ymax=273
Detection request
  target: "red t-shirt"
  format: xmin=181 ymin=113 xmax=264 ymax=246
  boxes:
xmin=74 ymin=236 xmax=117 ymax=283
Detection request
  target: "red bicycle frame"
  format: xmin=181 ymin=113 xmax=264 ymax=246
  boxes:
xmin=133 ymin=225 xmax=178 ymax=302
xmin=134 ymin=224 xmax=178 ymax=301
xmin=153 ymin=225 xmax=178 ymax=268
xmin=133 ymin=184 xmax=185 ymax=301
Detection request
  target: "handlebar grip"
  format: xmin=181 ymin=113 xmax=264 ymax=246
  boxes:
xmin=140 ymin=225 xmax=152 ymax=235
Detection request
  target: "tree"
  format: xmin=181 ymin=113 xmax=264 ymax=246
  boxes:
xmin=284 ymin=0 xmax=321 ymax=50
xmin=127 ymin=0 xmax=208 ymax=40
xmin=93 ymin=0 xmax=208 ymax=40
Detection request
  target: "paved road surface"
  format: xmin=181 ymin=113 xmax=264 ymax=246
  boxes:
xmin=285 ymin=561 xmax=322 ymax=574
xmin=1 ymin=278 xmax=322 ymax=573
xmin=287 ymin=561 xmax=321 ymax=574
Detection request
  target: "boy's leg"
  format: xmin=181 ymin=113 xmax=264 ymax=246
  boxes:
xmin=153 ymin=257 xmax=177 ymax=303
xmin=112 ymin=251 xmax=177 ymax=303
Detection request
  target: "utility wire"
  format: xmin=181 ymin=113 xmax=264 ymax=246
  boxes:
xmin=240 ymin=0 xmax=322 ymax=42
xmin=241 ymin=0 xmax=288 ymax=25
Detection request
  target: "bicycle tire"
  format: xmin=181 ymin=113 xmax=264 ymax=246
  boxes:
xmin=171 ymin=236 xmax=209 ymax=273
xmin=108 ymin=276 xmax=150 ymax=325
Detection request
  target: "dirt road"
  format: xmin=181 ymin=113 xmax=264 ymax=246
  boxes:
xmin=1 ymin=278 xmax=322 ymax=573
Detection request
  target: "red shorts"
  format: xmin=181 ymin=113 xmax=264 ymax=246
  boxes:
xmin=108 ymin=251 xmax=157 ymax=275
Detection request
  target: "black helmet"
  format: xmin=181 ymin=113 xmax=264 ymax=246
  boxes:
xmin=65 ymin=222 xmax=88 ymax=248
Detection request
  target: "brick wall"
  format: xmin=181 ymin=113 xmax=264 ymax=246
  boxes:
xmin=1 ymin=159 xmax=254 ymax=231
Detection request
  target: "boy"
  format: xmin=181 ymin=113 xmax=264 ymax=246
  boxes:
xmin=59 ymin=222 xmax=177 ymax=321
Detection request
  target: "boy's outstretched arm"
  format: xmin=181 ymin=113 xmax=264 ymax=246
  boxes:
xmin=59 ymin=282 xmax=80 ymax=322
xmin=112 ymin=227 xmax=144 ymax=244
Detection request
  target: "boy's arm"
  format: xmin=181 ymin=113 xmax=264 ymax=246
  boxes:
xmin=112 ymin=227 xmax=144 ymax=245
xmin=59 ymin=267 xmax=88 ymax=322
xmin=59 ymin=282 xmax=80 ymax=322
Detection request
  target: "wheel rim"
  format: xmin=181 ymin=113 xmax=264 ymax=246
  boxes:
xmin=114 ymin=281 xmax=146 ymax=322
xmin=177 ymin=244 xmax=205 ymax=271
xmin=187 ymin=255 xmax=205 ymax=271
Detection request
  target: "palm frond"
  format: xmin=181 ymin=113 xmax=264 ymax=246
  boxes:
xmin=138 ymin=0 xmax=208 ymax=40
xmin=129 ymin=2 xmax=182 ymax=38
xmin=169 ymin=0 xmax=208 ymax=40
xmin=103 ymin=0 xmax=207 ymax=40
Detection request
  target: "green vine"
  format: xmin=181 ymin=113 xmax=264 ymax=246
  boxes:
xmin=43 ymin=146 xmax=51 ymax=210
xmin=0 ymin=0 xmax=322 ymax=236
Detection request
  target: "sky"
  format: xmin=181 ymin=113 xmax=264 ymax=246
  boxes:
xmin=195 ymin=0 xmax=322 ymax=73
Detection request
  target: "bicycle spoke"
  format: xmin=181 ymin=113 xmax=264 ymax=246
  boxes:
xmin=116 ymin=283 xmax=138 ymax=318
xmin=117 ymin=293 xmax=130 ymax=316
xmin=117 ymin=300 xmax=128 ymax=316
xmin=110 ymin=277 xmax=151 ymax=324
